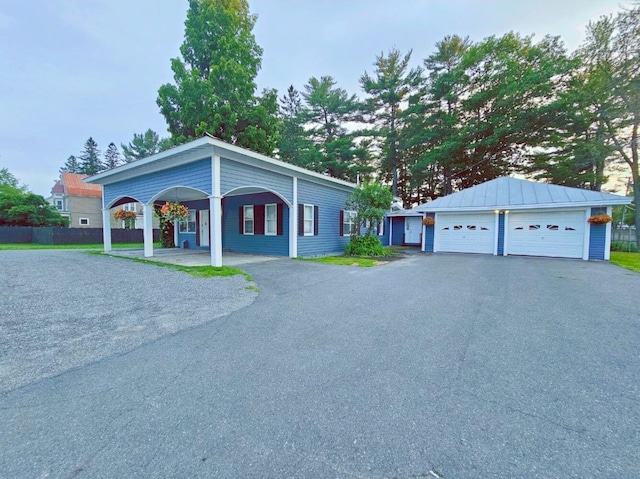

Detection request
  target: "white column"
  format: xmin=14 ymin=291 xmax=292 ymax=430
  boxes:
xmin=289 ymin=177 xmax=298 ymax=258
xmin=173 ymin=220 xmax=179 ymax=247
xmin=432 ymin=213 xmax=438 ymax=253
xmin=493 ymin=211 xmax=500 ymax=256
xmin=143 ymin=203 xmax=154 ymax=257
xmin=388 ymin=217 xmax=393 ymax=246
xmin=421 ymin=214 xmax=426 ymax=252
xmin=102 ymin=208 xmax=112 ymax=252
xmin=503 ymin=211 xmax=509 ymax=256
xmin=211 ymin=153 xmax=222 ymax=267
xmin=210 ymin=196 xmax=223 ymax=266
xmin=604 ymin=206 xmax=612 ymax=260
xmin=582 ymin=208 xmax=591 ymax=260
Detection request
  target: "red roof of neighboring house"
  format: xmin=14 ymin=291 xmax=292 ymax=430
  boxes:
xmin=61 ymin=172 xmax=102 ymax=197
xmin=51 ymin=180 xmax=64 ymax=194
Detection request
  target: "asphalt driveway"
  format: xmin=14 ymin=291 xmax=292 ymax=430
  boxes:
xmin=1 ymin=251 xmax=638 ymax=478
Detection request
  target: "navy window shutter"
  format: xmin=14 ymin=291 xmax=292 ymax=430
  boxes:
xmin=195 ymin=211 xmax=200 ymax=246
xmin=239 ymin=206 xmax=244 ymax=234
xmin=298 ymin=204 xmax=304 ymax=236
xmin=339 ymin=210 xmax=344 ymax=236
xmin=314 ymin=206 xmax=319 ymax=236
xmin=277 ymin=204 xmax=284 ymax=236
xmin=254 ymin=205 xmax=265 ymax=235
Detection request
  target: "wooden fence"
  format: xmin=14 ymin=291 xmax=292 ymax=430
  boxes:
xmin=0 ymin=227 xmax=160 ymax=245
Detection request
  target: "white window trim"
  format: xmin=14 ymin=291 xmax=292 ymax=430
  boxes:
xmin=343 ymin=210 xmax=357 ymax=237
xmin=179 ymin=210 xmax=197 ymax=233
xmin=303 ymin=204 xmax=314 ymax=236
xmin=377 ymin=219 xmax=385 ymax=236
xmin=265 ymin=203 xmax=277 ymax=236
xmin=243 ymin=205 xmax=254 ymax=235
xmin=79 ymin=217 xmax=89 ymax=225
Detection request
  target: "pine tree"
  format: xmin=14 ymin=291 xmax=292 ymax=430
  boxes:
xmin=60 ymin=155 xmax=81 ymax=174
xmin=121 ymin=129 xmax=172 ymax=162
xmin=104 ymin=143 xmax=122 ymax=169
xmin=79 ymin=137 xmax=103 ymax=175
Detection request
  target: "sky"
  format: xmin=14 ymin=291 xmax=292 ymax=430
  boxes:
xmin=0 ymin=0 xmax=627 ymax=197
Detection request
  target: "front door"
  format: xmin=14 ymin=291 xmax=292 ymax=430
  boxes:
xmin=405 ymin=217 xmax=422 ymax=244
xmin=199 ymin=209 xmax=210 ymax=247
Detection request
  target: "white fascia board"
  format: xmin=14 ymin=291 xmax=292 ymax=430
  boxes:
xmin=415 ymin=199 xmax=632 ymax=213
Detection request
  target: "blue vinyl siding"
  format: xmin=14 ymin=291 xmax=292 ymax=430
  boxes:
xmin=589 ymin=207 xmax=607 ymax=260
xmin=497 ymin=213 xmax=505 ymax=255
xmin=104 ymin=158 xmax=211 ymax=207
xmin=223 ymin=192 xmax=289 ymax=256
xmin=297 ymin=179 xmax=351 ymax=256
xmin=177 ymin=199 xmax=210 ymax=249
xmin=391 ymin=217 xmax=404 ymax=246
xmin=425 ymin=213 xmax=435 ymax=252
xmin=220 ymin=158 xmax=293 ymax=205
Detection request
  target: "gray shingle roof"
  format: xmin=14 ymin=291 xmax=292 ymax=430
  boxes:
xmin=413 ymin=177 xmax=631 ymax=212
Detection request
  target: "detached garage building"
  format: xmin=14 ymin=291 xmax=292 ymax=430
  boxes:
xmin=409 ymin=177 xmax=631 ymax=260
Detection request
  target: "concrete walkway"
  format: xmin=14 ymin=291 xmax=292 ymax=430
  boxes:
xmin=107 ymin=247 xmax=282 ymax=266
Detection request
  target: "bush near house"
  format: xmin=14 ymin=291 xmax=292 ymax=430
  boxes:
xmin=344 ymin=232 xmax=387 ymax=256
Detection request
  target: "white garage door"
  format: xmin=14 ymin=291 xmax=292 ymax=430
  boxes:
xmin=436 ymin=213 xmax=495 ymax=254
xmin=507 ymin=211 xmax=585 ymax=258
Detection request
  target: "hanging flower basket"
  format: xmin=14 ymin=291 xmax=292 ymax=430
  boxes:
xmin=587 ymin=214 xmax=612 ymax=225
xmin=159 ymin=201 xmax=189 ymax=221
xmin=114 ymin=210 xmax=137 ymax=221
xmin=422 ymin=217 xmax=436 ymax=226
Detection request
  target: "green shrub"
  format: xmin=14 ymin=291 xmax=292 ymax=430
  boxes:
xmin=611 ymin=240 xmax=639 ymax=252
xmin=344 ymin=233 xmax=387 ymax=257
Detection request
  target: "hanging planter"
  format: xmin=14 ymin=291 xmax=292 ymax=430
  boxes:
xmin=587 ymin=214 xmax=612 ymax=225
xmin=422 ymin=217 xmax=436 ymax=226
xmin=159 ymin=201 xmax=189 ymax=221
xmin=114 ymin=209 xmax=137 ymax=229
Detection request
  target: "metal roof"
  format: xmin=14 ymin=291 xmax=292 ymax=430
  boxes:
xmin=413 ymin=177 xmax=631 ymax=213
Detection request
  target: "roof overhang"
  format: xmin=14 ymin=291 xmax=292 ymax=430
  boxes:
xmin=413 ymin=198 xmax=632 ymax=213
xmin=85 ymin=135 xmax=356 ymax=193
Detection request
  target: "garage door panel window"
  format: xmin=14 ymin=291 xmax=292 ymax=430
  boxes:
xmin=547 ymin=224 xmax=558 ymax=230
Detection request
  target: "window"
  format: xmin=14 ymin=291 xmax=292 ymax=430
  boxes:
xmin=243 ymin=205 xmax=254 ymax=235
xmin=265 ymin=204 xmax=277 ymax=235
xmin=529 ymin=224 xmax=540 ymax=230
xmin=453 ymin=225 xmax=463 ymax=230
xmin=179 ymin=210 xmax=196 ymax=233
xmin=377 ymin=219 xmax=385 ymax=236
xmin=342 ymin=210 xmax=357 ymax=236
xmin=467 ymin=225 xmax=477 ymax=230
xmin=565 ymin=226 xmax=576 ymax=231
xmin=123 ymin=202 xmax=136 ymax=212
xmin=547 ymin=224 xmax=559 ymax=230
xmin=55 ymin=200 xmax=63 ymax=211
xmin=79 ymin=218 xmax=89 ymax=225
xmin=304 ymin=204 xmax=314 ymax=236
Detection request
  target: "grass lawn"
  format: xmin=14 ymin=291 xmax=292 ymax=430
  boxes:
xmin=610 ymin=251 xmax=640 ymax=273
xmin=0 ymin=243 xmax=158 ymax=251
xmin=297 ymin=256 xmax=384 ymax=267
xmin=89 ymin=250 xmax=252 ymax=281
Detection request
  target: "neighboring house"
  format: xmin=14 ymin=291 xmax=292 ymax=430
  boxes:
xmin=48 ymin=172 xmax=103 ymax=228
xmin=383 ymin=177 xmax=632 ymax=261
xmin=85 ymin=134 xmax=357 ymax=266
xmin=48 ymin=172 xmax=156 ymax=229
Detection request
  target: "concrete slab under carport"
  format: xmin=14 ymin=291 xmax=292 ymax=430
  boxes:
xmin=107 ymin=248 xmax=282 ymax=267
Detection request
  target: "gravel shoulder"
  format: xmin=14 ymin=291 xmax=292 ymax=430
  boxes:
xmin=0 ymin=250 xmax=256 ymax=393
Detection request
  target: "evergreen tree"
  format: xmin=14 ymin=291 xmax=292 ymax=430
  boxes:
xmin=60 ymin=155 xmax=81 ymax=174
xmin=79 ymin=137 xmax=103 ymax=175
xmin=157 ymin=0 xmax=279 ymax=155
xmin=121 ymin=129 xmax=171 ymax=162
xmin=277 ymin=86 xmax=314 ymax=168
xmin=301 ymin=76 xmax=370 ymax=181
xmin=104 ymin=143 xmax=122 ymax=169
xmin=360 ymin=48 xmax=421 ymax=200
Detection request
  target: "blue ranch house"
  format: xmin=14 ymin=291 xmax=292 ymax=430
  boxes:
xmin=86 ymin=135 xmax=357 ymax=266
